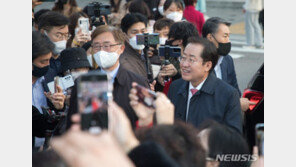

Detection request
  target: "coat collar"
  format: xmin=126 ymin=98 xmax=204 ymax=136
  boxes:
xmin=114 ymin=65 xmax=127 ymax=86
xmin=177 ymin=71 xmax=217 ymax=97
xmin=124 ymin=41 xmax=142 ymax=60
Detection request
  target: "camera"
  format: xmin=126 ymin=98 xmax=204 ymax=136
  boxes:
xmin=158 ymin=45 xmax=182 ymax=82
xmin=158 ymin=45 xmax=181 ymax=59
xmin=86 ymin=2 xmax=111 ymax=27
xmin=136 ymin=33 xmax=160 ymax=45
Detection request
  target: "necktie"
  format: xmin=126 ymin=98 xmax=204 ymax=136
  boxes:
xmin=190 ymin=88 xmax=198 ymax=95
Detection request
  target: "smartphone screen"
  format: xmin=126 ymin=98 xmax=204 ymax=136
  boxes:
xmin=77 ymin=73 xmax=109 ymax=131
xmin=78 ymin=18 xmax=89 ymax=34
xmin=255 ymin=123 xmax=264 ymax=156
xmin=135 ymin=85 xmax=156 ymax=108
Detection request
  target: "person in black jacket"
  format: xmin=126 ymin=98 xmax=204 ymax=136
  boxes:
xmin=202 ymin=17 xmax=255 ymax=112
xmin=66 ymin=25 xmax=150 ymax=129
xmin=167 ymin=37 xmax=242 ymax=133
xmin=32 ymin=31 xmax=66 ymax=149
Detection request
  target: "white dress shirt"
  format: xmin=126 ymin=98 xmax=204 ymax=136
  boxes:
xmin=214 ymin=56 xmax=224 ymax=79
xmin=186 ymin=77 xmax=207 ymax=121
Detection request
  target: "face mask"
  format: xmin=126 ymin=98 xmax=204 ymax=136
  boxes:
xmin=159 ymin=37 xmax=168 ymax=45
xmin=129 ymin=36 xmax=145 ymax=50
xmin=93 ymin=50 xmax=120 ymax=69
xmin=32 ymin=64 xmax=49 ymax=78
xmin=71 ymin=71 xmax=88 ymax=80
xmin=211 ymin=34 xmax=231 ymax=56
xmin=158 ymin=6 xmax=164 ymax=15
xmin=87 ymin=55 xmax=93 ymax=67
xmin=44 ymin=31 xmax=67 ymax=55
xmin=166 ymin=12 xmax=183 ymax=22
xmin=53 ymin=40 xmax=67 ymax=55
xmin=217 ymin=42 xmax=231 ymax=56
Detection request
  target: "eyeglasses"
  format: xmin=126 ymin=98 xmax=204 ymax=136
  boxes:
xmin=178 ymin=56 xmax=201 ymax=65
xmin=92 ymin=43 xmax=121 ymax=52
xmin=54 ymin=33 xmax=71 ymax=40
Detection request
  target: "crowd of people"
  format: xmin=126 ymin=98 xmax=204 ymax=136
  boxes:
xmin=32 ymin=0 xmax=264 ymax=166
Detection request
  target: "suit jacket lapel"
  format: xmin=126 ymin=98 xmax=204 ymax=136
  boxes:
xmin=220 ymin=57 xmax=227 ymax=81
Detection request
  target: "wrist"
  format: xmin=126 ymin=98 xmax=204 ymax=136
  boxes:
xmin=138 ymin=116 xmax=153 ymax=127
xmin=124 ymin=137 xmax=139 ymax=153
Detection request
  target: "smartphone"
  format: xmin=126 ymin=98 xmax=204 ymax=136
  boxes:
xmin=78 ymin=17 xmax=89 ymax=34
xmin=54 ymin=76 xmax=60 ymax=93
xmin=255 ymin=123 xmax=264 ymax=156
xmin=158 ymin=45 xmax=181 ymax=58
xmin=77 ymin=72 xmax=109 ymax=132
xmin=136 ymin=33 xmax=159 ymax=45
xmin=135 ymin=85 xmax=157 ymax=108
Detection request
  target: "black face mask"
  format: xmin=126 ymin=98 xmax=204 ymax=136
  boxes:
xmin=211 ymin=34 xmax=231 ymax=56
xmin=32 ymin=64 xmax=49 ymax=78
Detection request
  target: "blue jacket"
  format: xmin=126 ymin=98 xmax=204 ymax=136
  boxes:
xmin=167 ymin=71 xmax=243 ymax=133
xmin=220 ymin=55 xmax=241 ymax=96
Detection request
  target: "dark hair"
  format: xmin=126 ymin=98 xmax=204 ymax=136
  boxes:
xmin=202 ymin=17 xmax=231 ymax=38
xmin=38 ymin=11 xmax=70 ymax=32
xmin=32 ymin=31 xmax=55 ymax=61
xmin=34 ymin=9 xmax=51 ymax=25
xmin=164 ymin=0 xmax=184 ymax=12
xmin=92 ymin=25 xmax=127 ymax=44
xmin=168 ymin=21 xmax=199 ymax=48
xmin=153 ymin=18 xmax=174 ymax=31
xmin=198 ymin=120 xmax=250 ymax=167
xmin=67 ymin=11 xmax=89 ymax=48
xmin=110 ymin=0 xmax=123 ymax=13
xmin=120 ymin=13 xmax=148 ymax=33
xmin=183 ymin=0 xmax=197 ymax=6
xmin=136 ymin=121 xmax=206 ymax=167
xmin=32 ymin=150 xmax=66 ymax=167
xmin=186 ymin=37 xmax=218 ymax=71
xmin=128 ymin=0 xmax=152 ymax=19
xmin=52 ymin=0 xmax=78 ymax=11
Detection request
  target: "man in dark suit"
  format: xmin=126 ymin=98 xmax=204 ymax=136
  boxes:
xmin=167 ymin=37 xmax=242 ymax=133
xmin=66 ymin=25 xmax=150 ymax=129
xmin=202 ymin=17 xmax=255 ymax=112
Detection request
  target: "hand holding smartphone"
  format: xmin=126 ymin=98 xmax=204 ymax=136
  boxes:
xmin=134 ymin=84 xmax=156 ymax=109
xmin=77 ymin=72 xmax=109 ymax=132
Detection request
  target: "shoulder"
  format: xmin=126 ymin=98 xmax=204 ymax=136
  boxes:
xmin=170 ymin=78 xmax=185 ymax=88
xmin=223 ymin=55 xmax=234 ymax=62
xmin=215 ymin=78 xmax=237 ymax=96
xmin=119 ymin=67 xmax=148 ymax=86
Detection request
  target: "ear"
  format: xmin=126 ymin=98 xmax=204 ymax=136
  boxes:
xmin=204 ymin=61 xmax=213 ymax=72
xmin=117 ymin=44 xmax=125 ymax=55
xmin=206 ymin=33 xmax=214 ymax=42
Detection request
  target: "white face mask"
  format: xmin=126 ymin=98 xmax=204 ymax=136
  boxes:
xmin=158 ymin=6 xmax=164 ymax=15
xmin=129 ymin=36 xmax=145 ymax=50
xmin=159 ymin=37 xmax=168 ymax=45
xmin=93 ymin=50 xmax=120 ymax=69
xmin=44 ymin=31 xmax=67 ymax=55
xmin=53 ymin=40 xmax=67 ymax=55
xmin=166 ymin=12 xmax=183 ymax=22
xmin=87 ymin=54 xmax=93 ymax=67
